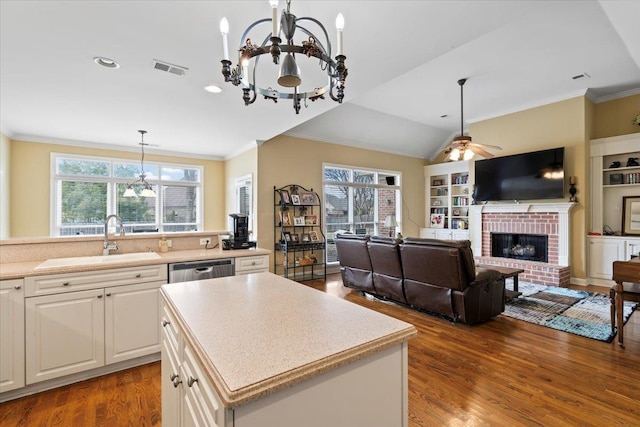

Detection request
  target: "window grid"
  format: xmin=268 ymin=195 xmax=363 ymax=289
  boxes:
xmin=52 ymin=153 xmax=202 ymax=236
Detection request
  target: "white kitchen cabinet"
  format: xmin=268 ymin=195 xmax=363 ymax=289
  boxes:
xmin=180 ymin=343 xmax=224 ymax=427
xmin=0 ymin=279 xmax=25 ymax=393
xmin=162 ymin=304 xmax=182 ymax=427
xmin=25 ymin=288 xmax=105 ymax=384
xmin=105 ymin=281 xmax=164 ymax=364
xmin=24 ymin=265 xmax=167 ymax=385
xmin=235 ymin=255 xmax=269 ymax=275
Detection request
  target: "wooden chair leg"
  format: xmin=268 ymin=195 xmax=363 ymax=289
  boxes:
xmin=609 ymin=288 xmax=616 ymax=336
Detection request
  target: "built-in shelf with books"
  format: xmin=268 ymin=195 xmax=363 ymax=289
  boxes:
xmin=274 ymin=184 xmax=326 ymax=282
xmin=422 ymin=161 xmax=472 ymax=240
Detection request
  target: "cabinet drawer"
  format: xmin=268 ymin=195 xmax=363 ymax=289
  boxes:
xmin=182 ymin=343 xmax=223 ymax=426
xmin=25 ymin=265 xmax=168 ymax=297
xmin=161 ymin=303 xmax=180 ymax=358
xmin=235 ymin=255 xmax=269 ymax=274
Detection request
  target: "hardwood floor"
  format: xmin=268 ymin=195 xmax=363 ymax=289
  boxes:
xmin=1 ymin=274 xmax=638 ymax=426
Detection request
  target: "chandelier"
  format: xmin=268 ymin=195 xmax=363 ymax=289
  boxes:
xmin=220 ymin=0 xmax=347 ymax=114
xmin=122 ymin=130 xmax=156 ymax=198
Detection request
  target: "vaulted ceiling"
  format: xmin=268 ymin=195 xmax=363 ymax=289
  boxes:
xmin=1 ymin=1 xmax=639 ymax=160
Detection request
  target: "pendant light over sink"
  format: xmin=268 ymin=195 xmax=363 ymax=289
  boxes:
xmin=122 ymin=130 xmax=156 ymax=198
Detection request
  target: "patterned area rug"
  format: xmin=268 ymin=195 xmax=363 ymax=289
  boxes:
xmin=503 ymin=282 xmax=638 ymax=342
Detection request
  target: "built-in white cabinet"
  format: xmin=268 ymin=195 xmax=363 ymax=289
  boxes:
xmin=24 ymin=265 xmax=167 ymax=385
xmin=424 ymin=161 xmax=472 ymax=239
xmin=235 ymin=254 xmax=269 ymax=275
xmin=588 ymin=133 xmax=640 ymax=285
xmin=590 ymin=133 xmax=640 ymax=234
xmin=0 ymin=279 xmax=25 ymax=393
xmin=419 ymin=228 xmax=470 ymax=240
xmin=588 ymin=237 xmax=626 ymax=281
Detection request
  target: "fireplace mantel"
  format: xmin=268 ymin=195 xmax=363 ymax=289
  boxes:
xmin=470 ymin=202 xmax=576 ymax=266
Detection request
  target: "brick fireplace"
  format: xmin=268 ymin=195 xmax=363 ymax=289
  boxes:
xmin=470 ymin=203 xmax=575 ymax=287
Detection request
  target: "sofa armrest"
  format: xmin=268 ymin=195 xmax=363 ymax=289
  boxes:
xmin=470 ymin=269 xmax=503 ymax=288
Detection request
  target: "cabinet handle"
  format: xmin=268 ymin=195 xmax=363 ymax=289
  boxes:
xmin=172 ymin=376 xmax=182 ymax=388
xmin=63 ymin=282 xmax=70 ymax=286
xmin=97 ymin=294 xmax=103 ymax=299
xmin=162 ymin=319 xmax=171 ymax=327
xmin=14 ymin=284 xmax=22 ymax=290
xmin=252 ymin=261 xmax=256 ymax=265
xmin=170 ymin=373 xmax=178 ymax=381
xmin=187 ymin=376 xmax=198 ymax=387
xmin=106 ymin=293 xmax=112 ymax=297
xmin=135 ymin=274 xmax=141 ymax=278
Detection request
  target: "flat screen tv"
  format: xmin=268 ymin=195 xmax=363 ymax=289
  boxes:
xmin=473 ymin=147 xmax=565 ymax=202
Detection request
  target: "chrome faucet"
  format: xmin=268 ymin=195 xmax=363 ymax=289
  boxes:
xmin=103 ymin=214 xmax=125 ymax=255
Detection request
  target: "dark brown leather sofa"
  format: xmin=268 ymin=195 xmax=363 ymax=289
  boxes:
xmin=335 ymin=235 xmax=505 ymax=324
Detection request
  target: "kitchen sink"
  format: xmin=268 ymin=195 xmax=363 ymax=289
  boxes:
xmin=35 ymin=252 xmax=162 ymax=270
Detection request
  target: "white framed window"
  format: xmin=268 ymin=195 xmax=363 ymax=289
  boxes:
xmin=323 ymin=164 xmax=401 ymax=264
xmin=51 ymin=153 xmax=203 ymax=236
xmin=235 ymin=174 xmax=253 ymax=230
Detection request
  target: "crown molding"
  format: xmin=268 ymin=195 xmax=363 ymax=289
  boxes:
xmin=589 ymin=87 xmax=640 ymax=103
xmin=8 ymin=133 xmax=224 ymax=161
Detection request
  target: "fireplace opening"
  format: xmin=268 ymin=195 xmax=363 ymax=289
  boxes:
xmin=491 ymin=232 xmax=548 ymax=263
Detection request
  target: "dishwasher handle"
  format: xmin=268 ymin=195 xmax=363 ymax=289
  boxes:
xmin=195 ymin=267 xmax=213 ymax=274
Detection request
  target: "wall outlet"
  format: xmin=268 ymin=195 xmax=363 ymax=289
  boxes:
xmin=200 ymin=238 xmax=211 ymax=246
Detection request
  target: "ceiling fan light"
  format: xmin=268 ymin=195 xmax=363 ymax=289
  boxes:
xmin=463 ymin=149 xmax=475 ymax=160
xmin=449 ymin=148 xmax=461 ymax=161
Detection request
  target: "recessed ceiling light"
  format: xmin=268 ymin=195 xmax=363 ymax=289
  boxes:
xmin=93 ymin=57 xmax=119 ymax=68
xmin=204 ymin=85 xmax=222 ymax=93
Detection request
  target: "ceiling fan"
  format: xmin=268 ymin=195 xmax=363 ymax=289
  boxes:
xmin=444 ymin=78 xmax=502 ymax=161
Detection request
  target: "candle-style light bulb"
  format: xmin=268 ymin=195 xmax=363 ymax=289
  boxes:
xmin=335 ymin=13 xmax=344 ymax=56
xmin=269 ymin=0 xmax=279 ymax=37
xmin=220 ymin=17 xmax=230 ymax=60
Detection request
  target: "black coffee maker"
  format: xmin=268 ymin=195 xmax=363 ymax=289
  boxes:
xmin=222 ymin=213 xmax=256 ymax=250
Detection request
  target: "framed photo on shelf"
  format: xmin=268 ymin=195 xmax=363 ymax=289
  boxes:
xmin=622 ymin=196 xmax=640 ymax=236
xmin=294 ymin=216 xmax=305 ymax=226
xmin=304 ymin=215 xmax=317 ymax=225
xmin=290 ymin=233 xmax=299 ymax=242
xmin=280 ymin=211 xmax=292 ymax=226
xmin=282 ymin=231 xmax=291 ymax=242
xmin=432 ymin=179 xmax=443 ymax=186
xmin=301 ymin=233 xmax=311 ymax=242
xmin=291 ymin=194 xmax=301 ymax=205
xmin=300 ymin=192 xmax=316 ymax=204
xmin=309 ymin=231 xmax=320 ymax=242
xmin=430 ymin=213 xmax=445 ymax=228
xmin=280 ymin=189 xmax=291 ymax=204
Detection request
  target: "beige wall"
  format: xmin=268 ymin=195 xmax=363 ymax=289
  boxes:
xmin=225 ymin=145 xmax=258 ymax=235
xmin=469 ymin=96 xmax=589 ymax=279
xmin=0 ymin=133 xmax=10 ymax=239
xmin=9 ymin=139 xmax=226 ymax=237
xmin=256 ymin=135 xmax=426 ymax=266
xmin=592 ymin=94 xmax=640 ymax=139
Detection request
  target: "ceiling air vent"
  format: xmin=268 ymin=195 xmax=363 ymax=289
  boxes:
xmin=152 ymin=59 xmax=188 ymax=76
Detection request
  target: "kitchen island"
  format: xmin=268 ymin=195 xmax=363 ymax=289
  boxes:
xmin=160 ymin=272 xmax=417 ymax=427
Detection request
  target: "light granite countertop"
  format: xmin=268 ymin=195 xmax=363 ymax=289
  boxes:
xmin=0 ymin=247 xmax=271 ymax=280
xmin=160 ymin=272 xmax=417 ymax=408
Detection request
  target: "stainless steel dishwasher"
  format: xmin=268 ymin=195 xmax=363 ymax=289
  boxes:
xmin=168 ymin=258 xmax=235 ymax=283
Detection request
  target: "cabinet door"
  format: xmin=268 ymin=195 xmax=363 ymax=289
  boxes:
xmin=25 ymin=289 xmax=105 ymax=384
xmin=181 ymin=344 xmax=224 ymax=427
xmin=104 ymin=281 xmax=163 ymax=364
xmin=589 ymin=238 xmax=625 ymax=279
xmin=162 ymin=330 xmax=181 ymax=427
xmin=0 ymin=280 xmax=25 ymax=393
xmin=626 ymin=240 xmax=640 ymax=259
